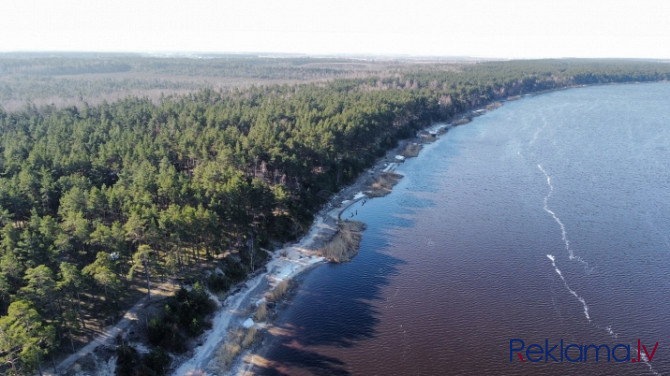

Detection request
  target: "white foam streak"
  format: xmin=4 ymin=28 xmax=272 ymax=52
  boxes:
xmin=529 ymin=128 xmax=542 ymax=146
xmin=605 ymin=325 xmax=618 ymax=339
xmin=537 ymin=164 xmax=589 ymax=267
xmin=546 ymin=254 xmax=590 ymax=321
xmin=542 ymin=171 xmax=658 ymax=373
xmin=641 ymin=350 xmax=662 ymax=376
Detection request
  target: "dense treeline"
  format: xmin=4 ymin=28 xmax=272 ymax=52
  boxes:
xmin=1 ymin=58 xmax=670 ymax=374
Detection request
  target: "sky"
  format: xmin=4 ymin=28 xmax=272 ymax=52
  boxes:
xmin=2 ymin=0 xmax=670 ymax=59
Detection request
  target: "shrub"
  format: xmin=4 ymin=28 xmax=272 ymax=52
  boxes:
xmin=224 ymin=257 xmax=248 ymax=282
xmin=188 ymin=317 xmax=202 ymax=337
xmin=116 ymin=344 xmax=140 ymax=376
xmin=207 ymin=273 xmax=231 ymax=293
xmin=142 ymin=348 xmax=171 ymax=376
xmin=148 ymin=316 xmax=186 ymax=353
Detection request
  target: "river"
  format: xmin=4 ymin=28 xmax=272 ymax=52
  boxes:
xmin=251 ymin=82 xmax=670 ymax=375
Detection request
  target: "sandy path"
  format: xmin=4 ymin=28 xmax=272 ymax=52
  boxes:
xmin=43 ymin=281 xmax=177 ymax=376
xmin=171 ymin=214 xmax=339 ymax=375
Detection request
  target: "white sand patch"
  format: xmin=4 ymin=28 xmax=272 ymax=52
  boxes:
xmin=242 ymin=318 xmax=254 ymax=329
xmin=134 ymin=342 xmax=151 ymax=354
xmin=383 ymin=163 xmax=397 ymax=172
xmin=172 ymin=238 xmax=326 ymax=376
xmin=425 ymin=122 xmax=449 ymax=133
xmin=206 ymin=289 xmax=222 ymax=308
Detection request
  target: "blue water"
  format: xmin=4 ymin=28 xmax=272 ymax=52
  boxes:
xmin=255 ymin=82 xmax=670 ymax=375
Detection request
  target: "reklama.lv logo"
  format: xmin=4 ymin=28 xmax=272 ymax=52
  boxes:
xmin=510 ymin=339 xmax=658 ymax=363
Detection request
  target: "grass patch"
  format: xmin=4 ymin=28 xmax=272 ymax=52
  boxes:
xmin=216 ymin=328 xmax=244 ymax=368
xmin=183 ymin=370 xmax=207 ymax=376
xmin=254 ymin=301 xmax=268 ymax=322
xmin=435 ymin=126 xmax=449 ymax=135
xmin=215 ymin=325 xmax=262 ymax=370
xmin=242 ymin=326 xmax=259 ymax=348
xmin=402 ymin=142 xmax=423 ymax=157
xmin=486 ymin=101 xmax=503 ymax=110
xmin=266 ymin=279 xmax=291 ymax=303
xmin=452 ymin=117 xmax=471 ymax=126
xmin=365 ymin=172 xmax=403 ymax=198
xmin=319 ymin=220 xmax=367 ymax=263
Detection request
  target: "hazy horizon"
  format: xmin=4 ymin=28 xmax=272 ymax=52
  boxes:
xmin=3 ymin=0 xmax=670 ymax=60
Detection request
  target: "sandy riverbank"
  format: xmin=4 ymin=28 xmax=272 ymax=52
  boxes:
xmin=170 ymin=135 xmax=414 ymax=375
xmin=172 ymin=121 xmax=468 ymax=375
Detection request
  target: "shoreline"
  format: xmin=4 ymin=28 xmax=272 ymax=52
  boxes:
xmin=170 ymin=126 xmax=416 ymax=375
xmin=226 ymin=141 xmax=432 ymax=376
xmin=171 ymin=118 xmax=463 ymax=375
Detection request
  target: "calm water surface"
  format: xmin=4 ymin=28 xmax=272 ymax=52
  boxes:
xmin=254 ymin=83 xmax=670 ymax=375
